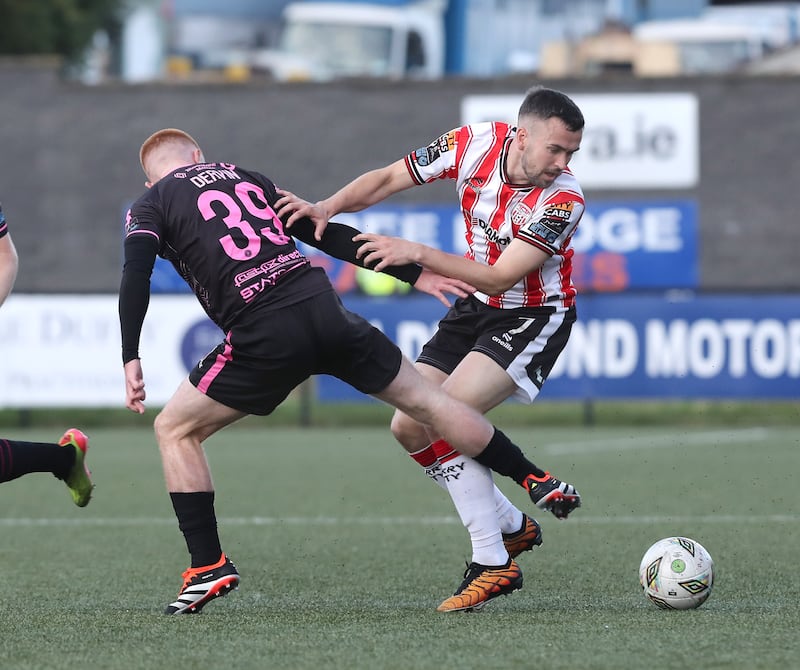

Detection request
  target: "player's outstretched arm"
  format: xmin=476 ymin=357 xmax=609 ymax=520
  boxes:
xmin=355 ymin=233 xmax=549 ymax=296
xmin=290 ymin=216 xmax=418 ymax=274
xmin=274 ymin=160 xmax=414 ymax=240
xmin=291 ymin=218 xmax=471 ymax=307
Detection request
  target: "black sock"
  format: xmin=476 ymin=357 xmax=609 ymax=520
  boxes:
xmin=472 ymin=428 xmax=546 ymax=486
xmin=0 ymin=438 xmax=74 ymax=483
xmin=169 ymin=491 xmax=223 ymax=568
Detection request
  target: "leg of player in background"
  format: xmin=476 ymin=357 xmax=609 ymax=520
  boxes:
xmin=0 ymin=429 xmax=93 ymax=507
xmin=393 ymin=360 xmax=531 ymax=567
xmin=375 ymin=357 xmax=569 ymax=611
xmin=376 ymin=356 xmax=579 ymax=509
xmin=154 ymin=378 xmax=246 ymax=614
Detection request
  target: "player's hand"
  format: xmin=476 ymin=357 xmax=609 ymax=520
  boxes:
xmin=353 ymin=232 xmax=420 ymax=271
xmin=413 ymin=269 xmax=475 ymax=307
xmin=124 ymin=359 xmax=147 ymax=414
xmin=274 ymin=188 xmax=330 ymax=241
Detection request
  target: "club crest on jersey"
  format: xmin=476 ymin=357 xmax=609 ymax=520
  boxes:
xmin=511 ymin=203 xmax=533 ymax=226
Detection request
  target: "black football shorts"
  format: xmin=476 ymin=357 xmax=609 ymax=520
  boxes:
xmin=417 ymin=295 xmax=576 ymax=403
xmin=189 ymin=289 xmax=402 ymax=415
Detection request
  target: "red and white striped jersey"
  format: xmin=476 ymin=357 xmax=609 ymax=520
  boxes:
xmin=404 ymin=121 xmax=584 ymax=309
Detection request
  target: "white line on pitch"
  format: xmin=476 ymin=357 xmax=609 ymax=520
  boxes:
xmin=0 ymin=513 xmax=797 ymax=527
xmin=543 ymin=427 xmax=771 ymax=455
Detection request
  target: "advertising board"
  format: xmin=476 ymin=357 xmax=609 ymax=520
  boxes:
xmin=461 ymin=92 xmax=700 ymax=189
xmin=5 ymin=291 xmax=795 ymax=407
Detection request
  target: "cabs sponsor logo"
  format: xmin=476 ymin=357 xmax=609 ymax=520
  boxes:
xmin=438 ymin=130 xmax=456 ymax=153
xmin=535 ymin=202 xmax=578 ymax=236
xmin=544 ymin=201 xmax=576 ymax=220
xmin=416 ymin=131 xmax=455 ymax=167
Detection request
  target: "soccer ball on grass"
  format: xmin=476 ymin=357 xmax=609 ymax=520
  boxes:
xmin=639 ymin=536 xmax=714 ymax=610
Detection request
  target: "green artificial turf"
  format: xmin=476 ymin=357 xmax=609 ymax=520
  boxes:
xmin=1 ymin=424 xmax=798 ymax=669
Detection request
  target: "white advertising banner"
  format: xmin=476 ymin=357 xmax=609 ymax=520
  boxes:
xmin=0 ymin=295 xmax=219 ymax=408
xmin=461 ymin=92 xmax=699 ymax=189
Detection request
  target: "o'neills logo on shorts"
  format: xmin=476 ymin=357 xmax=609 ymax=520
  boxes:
xmin=491 ymin=335 xmax=513 ymax=351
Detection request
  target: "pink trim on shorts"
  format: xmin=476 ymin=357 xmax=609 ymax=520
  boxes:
xmin=196 ymin=340 xmax=233 ymax=394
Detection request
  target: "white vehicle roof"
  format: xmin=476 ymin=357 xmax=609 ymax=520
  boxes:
xmin=634 ymin=19 xmax=764 ymax=44
xmin=284 ymin=1 xmax=443 ymax=28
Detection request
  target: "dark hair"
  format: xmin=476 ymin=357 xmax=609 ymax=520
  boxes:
xmin=518 ymin=86 xmax=584 ymax=132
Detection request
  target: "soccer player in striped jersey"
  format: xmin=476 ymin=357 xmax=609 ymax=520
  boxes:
xmin=0 ymin=203 xmax=93 ymax=507
xmin=276 ymin=86 xmax=584 ymax=612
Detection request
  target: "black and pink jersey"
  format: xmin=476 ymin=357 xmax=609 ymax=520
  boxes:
xmin=405 ymin=122 xmax=585 ymax=309
xmin=124 ymin=163 xmax=331 ymax=330
xmin=0 ymin=203 xmax=7 ymax=239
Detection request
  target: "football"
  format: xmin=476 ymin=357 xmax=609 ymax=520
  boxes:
xmin=639 ymin=536 xmax=714 ymax=610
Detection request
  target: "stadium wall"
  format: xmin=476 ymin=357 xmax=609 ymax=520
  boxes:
xmin=1 ymin=58 xmax=799 ymax=294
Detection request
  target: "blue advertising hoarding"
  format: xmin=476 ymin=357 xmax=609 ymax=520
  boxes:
xmin=570 ymin=200 xmax=697 ymax=291
xmin=296 ymin=200 xmax=698 ymax=294
xmin=316 ymin=293 xmax=800 ymax=401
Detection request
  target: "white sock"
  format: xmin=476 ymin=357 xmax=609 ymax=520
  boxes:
xmin=442 ymin=453 xmax=509 ymax=567
xmin=425 ymin=461 xmax=448 ymax=491
xmin=495 ymin=488 xmax=524 ymax=535
xmin=408 ymin=445 xmax=448 ymax=490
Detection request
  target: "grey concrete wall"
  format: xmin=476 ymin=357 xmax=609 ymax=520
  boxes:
xmin=2 ymin=58 xmax=799 ymax=292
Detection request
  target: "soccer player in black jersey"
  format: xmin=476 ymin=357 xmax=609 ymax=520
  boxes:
xmin=0 ymin=203 xmax=94 ymax=507
xmin=121 ymin=128 xmax=570 ymax=614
